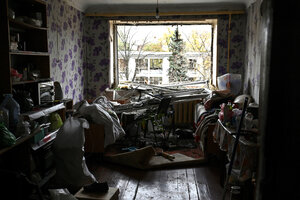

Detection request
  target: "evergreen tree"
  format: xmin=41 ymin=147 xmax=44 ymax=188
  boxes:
xmin=168 ymin=27 xmax=188 ymax=82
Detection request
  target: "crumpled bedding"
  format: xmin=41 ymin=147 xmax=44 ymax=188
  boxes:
xmin=195 ymin=111 xmax=219 ymax=154
xmin=75 ymin=96 xmax=125 ymax=147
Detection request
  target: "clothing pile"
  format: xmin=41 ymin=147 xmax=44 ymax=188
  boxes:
xmin=74 ymin=96 xmax=125 ymax=147
xmin=195 ymin=108 xmax=219 ymax=155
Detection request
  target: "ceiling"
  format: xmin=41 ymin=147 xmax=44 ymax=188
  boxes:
xmin=67 ymin=0 xmax=256 ymax=13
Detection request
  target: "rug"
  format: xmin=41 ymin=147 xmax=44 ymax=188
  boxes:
xmin=104 ymin=137 xmax=204 ymax=160
xmin=163 ymin=147 xmax=204 ymax=159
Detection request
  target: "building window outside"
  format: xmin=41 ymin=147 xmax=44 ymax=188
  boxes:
xmin=188 ymin=59 xmax=197 ymax=70
xmin=136 ymin=59 xmax=148 ymax=70
xmin=150 ymin=77 xmax=162 ymax=85
xmin=135 ymin=76 xmax=148 ymax=84
xmin=150 ymin=59 xmax=162 ymax=70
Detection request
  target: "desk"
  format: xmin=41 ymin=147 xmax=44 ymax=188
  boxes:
xmin=213 ymin=119 xmax=258 ymax=183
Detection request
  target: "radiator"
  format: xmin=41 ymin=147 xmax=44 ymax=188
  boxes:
xmin=173 ymin=100 xmax=201 ymax=127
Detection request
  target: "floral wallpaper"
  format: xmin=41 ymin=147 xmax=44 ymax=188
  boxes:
xmin=81 ymin=15 xmax=247 ymax=99
xmin=83 ymin=17 xmax=110 ymax=100
xmin=243 ymin=0 xmax=262 ymax=103
xmin=45 ymin=2 xmax=247 ymax=101
xmin=217 ymin=14 xmax=246 ymax=76
xmin=47 ymin=0 xmax=85 ymax=103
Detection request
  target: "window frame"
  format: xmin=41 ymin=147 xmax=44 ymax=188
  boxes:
xmin=111 ymin=20 xmax=218 ymax=88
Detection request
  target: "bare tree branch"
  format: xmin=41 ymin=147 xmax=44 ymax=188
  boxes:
xmin=132 ymin=32 xmax=151 ymax=81
xmin=117 ymin=26 xmax=151 ymax=81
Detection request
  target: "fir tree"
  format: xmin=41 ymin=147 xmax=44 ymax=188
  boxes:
xmin=168 ymin=27 xmax=188 ymax=82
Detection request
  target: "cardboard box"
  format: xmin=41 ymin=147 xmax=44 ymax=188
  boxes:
xmin=84 ymin=123 xmax=105 ymax=153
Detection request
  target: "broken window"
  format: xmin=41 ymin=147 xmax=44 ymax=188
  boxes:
xmin=111 ymin=20 xmax=218 ymax=89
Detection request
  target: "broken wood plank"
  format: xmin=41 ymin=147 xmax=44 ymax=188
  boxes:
xmin=75 ymin=187 xmax=119 ymax=200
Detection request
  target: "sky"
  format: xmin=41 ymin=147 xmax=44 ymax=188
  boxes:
xmin=118 ymin=24 xmax=212 ymax=43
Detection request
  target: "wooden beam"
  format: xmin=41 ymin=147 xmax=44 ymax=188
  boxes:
xmin=85 ymin=10 xmax=245 ymax=17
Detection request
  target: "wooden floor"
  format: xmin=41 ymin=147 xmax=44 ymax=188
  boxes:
xmin=86 ymin=157 xmax=226 ymax=200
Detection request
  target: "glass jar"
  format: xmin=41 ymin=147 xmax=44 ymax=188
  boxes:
xmin=230 ymin=185 xmax=241 ymax=200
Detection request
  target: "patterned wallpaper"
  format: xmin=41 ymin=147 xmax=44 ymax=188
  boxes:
xmin=47 ymin=0 xmax=85 ymax=103
xmin=243 ymin=0 xmax=262 ymax=103
xmin=82 ymin=15 xmax=247 ymax=99
xmin=83 ymin=18 xmax=110 ymax=100
xmin=217 ymin=14 xmax=246 ymax=76
xmin=45 ymin=1 xmax=247 ymax=101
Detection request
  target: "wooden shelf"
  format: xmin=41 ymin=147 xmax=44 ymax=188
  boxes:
xmin=0 ymin=0 xmax=55 ymax=191
xmin=9 ymin=18 xmax=47 ymax=31
xmin=12 ymin=78 xmax=51 ymax=85
xmin=0 ymin=127 xmax=41 ymax=156
xmin=31 ymin=129 xmax=58 ymax=151
xmin=0 ymin=103 xmax=65 ymax=155
xmin=27 ymin=0 xmax=47 ymax=6
xmin=0 ymin=0 xmax=49 ymax=95
xmin=12 ymin=80 xmax=37 ymax=85
xmin=10 ymin=50 xmax=49 ymax=56
xmin=21 ymin=103 xmax=65 ymax=120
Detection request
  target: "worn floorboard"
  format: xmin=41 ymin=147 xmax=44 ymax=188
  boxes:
xmin=186 ymin=168 xmax=200 ymax=200
xmin=86 ymin=158 xmax=226 ymax=200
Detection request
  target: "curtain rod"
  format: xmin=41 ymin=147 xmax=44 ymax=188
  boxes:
xmin=85 ymin=10 xmax=245 ymax=17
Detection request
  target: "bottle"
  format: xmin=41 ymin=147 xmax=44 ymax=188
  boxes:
xmin=228 ymin=100 xmax=232 ymax=110
xmin=0 ymin=94 xmax=20 ymax=132
xmin=16 ymin=33 xmax=23 ymax=51
xmin=230 ymin=185 xmax=241 ymax=200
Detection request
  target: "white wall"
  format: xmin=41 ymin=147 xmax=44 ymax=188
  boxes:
xmin=243 ymin=0 xmax=262 ymax=103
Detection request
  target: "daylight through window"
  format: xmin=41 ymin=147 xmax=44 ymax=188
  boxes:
xmin=113 ymin=20 xmax=217 ymax=88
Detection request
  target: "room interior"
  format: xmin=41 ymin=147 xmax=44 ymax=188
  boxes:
xmin=0 ymin=0 xmax=298 ymax=199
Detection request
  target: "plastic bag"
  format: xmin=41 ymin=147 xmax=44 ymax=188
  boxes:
xmin=75 ymin=100 xmax=125 ymax=147
xmin=49 ymin=112 xmax=63 ymax=131
xmin=52 ymin=117 xmax=96 ymax=187
xmin=15 ymin=117 xmax=30 ymax=138
xmin=0 ymin=123 xmax=16 ymax=148
xmin=217 ymin=73 xmax=242 ymax=95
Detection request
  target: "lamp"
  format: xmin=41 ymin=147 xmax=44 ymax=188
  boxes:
xmin=155 ymin=0 xmax=159 ymax=19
